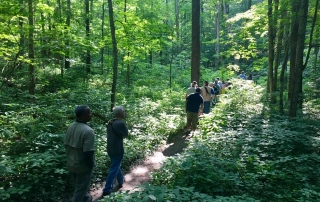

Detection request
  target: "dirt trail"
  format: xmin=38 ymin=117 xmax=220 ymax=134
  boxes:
xmin=91 ymin=130 xmax=198 ymax=201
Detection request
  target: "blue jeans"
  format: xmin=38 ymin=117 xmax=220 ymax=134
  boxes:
xmin=203 ymin=101 xmax=210 ymax=114
xmin=103 ymin=155 xmax=124 ymax=194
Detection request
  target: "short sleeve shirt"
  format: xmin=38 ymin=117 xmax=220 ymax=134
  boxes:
xmin=65 ymin=122 xmax=95 ymax=173
xmin=186 ymin=87 xmax=196 ymax=97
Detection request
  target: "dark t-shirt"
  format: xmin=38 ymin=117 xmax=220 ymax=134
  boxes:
xmin=186 ymin=93 xmax=204 ymax=113
xmin=107 ymin=119 xmax=128 ymax=157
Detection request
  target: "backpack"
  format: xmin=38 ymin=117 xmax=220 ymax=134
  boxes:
xmin=214 ymin=85 xmax=219 ymax=95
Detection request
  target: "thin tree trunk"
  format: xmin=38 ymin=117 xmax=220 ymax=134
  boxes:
xmin=191 ymin=0 xmax=200 ymax=83
xmin=85 ymin=0 xmax=91 ymax=74
xmin=175 ymin=0 xmax=180 ymax=54
xmin=100 ymin=0 xmax=105 ymax=74
xmin=267 ymin=0 xmax=274 ymax=96
xmin=65 ymin=0 xmax=71 ymax=71
xmin=215 ymin=3 xmax=220 ymax=69
xmin=279 ymin=23 xmax=289 ymax=114
xmin=108 ymin=0 xmax=118 ymax=111
xmin=28 ymin=0 xmax=35 ymax=95
xmin=272 ymin=0 xmax=280 ymax=92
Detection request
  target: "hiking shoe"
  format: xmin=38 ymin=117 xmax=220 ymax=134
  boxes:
xmin=101 ymin=192 xmax=110 ymax=198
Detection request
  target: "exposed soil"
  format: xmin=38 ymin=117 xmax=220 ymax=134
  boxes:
xmin=91 ymin=130 xmax=199 ymax=201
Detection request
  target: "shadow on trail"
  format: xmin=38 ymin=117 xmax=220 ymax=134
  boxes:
xmin=162 ymin=129 xmax=191 ymax=157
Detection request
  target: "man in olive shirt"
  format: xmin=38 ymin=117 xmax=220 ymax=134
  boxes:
xmin=65 ymin=105 xmax=95 ymax=202
xmin=102 ymin=106 xmax=128 ymax=197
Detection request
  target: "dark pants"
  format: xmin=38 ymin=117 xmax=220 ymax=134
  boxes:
xmin=72 ymin=168 xmax=93 ymax=202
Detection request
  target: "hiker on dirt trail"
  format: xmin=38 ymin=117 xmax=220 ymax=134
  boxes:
xmin=201 ymin=81 xmax=212 ymax=114
xmin=186 ymin=81 xmax=198 ymax=97
xmin=102 ymin=106 xmax=128 ymax=197
xmin=186 ymin=88 xmax=204 ymax=131
xmin=208 ymin=82 xmax=216 ymax=106
xmin=65 ymin=105 xmax=95 ymax=202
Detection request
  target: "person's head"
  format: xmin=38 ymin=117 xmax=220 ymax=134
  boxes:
xmin=75 ymin=105 xmax=92 ymax=123
xmin=195 ymin=88 xmax=201 ymax=93
xmin=222 ymin=80 xmax=225 ymax=84
xmin=241 ymin=71 xmax=244 ymax=74
xmin=113 ymin=106 xmax=125 ymax=119
xmin=209 ymin=82 xmax=214 ymax=87
xmin=204 ymin=81 xmax=208 ymax=86
xmin=216 ymin=77 xmax=220 ymax=81
xmin=191 ymin=81 xmax=197 ymax=87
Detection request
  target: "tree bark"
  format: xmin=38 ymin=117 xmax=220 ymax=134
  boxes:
xmin=289 ymin=0 xmax=309 ymax=117
xmin=267 ymin=0 xmax=275 ymax=96
xmin=288 ymin=0 xmax=299 ymax=101
xmin=191 ymin=0 xmax=200 ymax=83
xmin=272 ymin=0 xmax=280 ymax=93
xmin=108 ymin=0 xmax=118 ymax=111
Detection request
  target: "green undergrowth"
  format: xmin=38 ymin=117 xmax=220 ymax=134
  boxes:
xmin=0 ymin=75 xmax=186 ymax=201
xmin=101 ymin=80 xmax=320 ymax=202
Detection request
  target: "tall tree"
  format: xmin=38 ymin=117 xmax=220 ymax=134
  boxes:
xmin=191 ymin=0 xmax=200 ymax=83
xmin=28 ymin=0 xmax=35 ymax=95
xmin=267 ymin=0 xmax=275 ymax=95
xmin=289 ymin=0 xmax=309 ymax=117
xmin=108 ymin=0 xmax=118 ymax=111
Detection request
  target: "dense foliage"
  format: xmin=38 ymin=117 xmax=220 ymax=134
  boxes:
xmin=101 ymin=80 xmax=320 ymax=202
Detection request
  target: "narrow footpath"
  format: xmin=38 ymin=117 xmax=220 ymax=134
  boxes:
xmin=91 ymin=130 xmax=199 ymax=201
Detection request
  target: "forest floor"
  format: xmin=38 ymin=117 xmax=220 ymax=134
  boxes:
xmin=91 ymin=129 xmax=200 ymax=201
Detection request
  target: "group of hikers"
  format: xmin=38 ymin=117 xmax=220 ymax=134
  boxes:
xmin=64 ymin=71 xmax=250 ymax=202
xmin=185 ymin=77 xmax=233 ymax=132
xmin=185 ymin=70 xmax=251 ymax=132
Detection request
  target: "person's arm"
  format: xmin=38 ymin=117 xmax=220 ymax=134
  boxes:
xmin=199 ymin=103 xmax=204 ymax=115
xmin=84 ymin=151 xmax=94 ymax=168
xmin=83 ymin=129 xmax=95 ymax=168
xmin=114 ymin=121 xmax=129 ymax=138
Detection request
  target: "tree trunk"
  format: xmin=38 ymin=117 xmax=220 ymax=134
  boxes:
xmin=279 ymin=22 xmax=289 ymax=114
xmin=85 ymin=0 xmax=91 ymax=74
xmin=175 ymin=0 xmax=180 ymax=54
xmin=288 ymin=0 xmax=299 ymax=101
xmin=272 ymin=0 xmax=280 ymax=93
xmin=100 ymin=0 xmax=105 ymax=74
xmin=289 ymin=0 xmax=309 ymax=117
xmin=267 ymin=0 xmax=274 ymax=96
xmin=191 ymin=0 xmax=200 ymax=83
xmin=108 ymin=0 xmax=118 ymax=111
xmin=215 ymin=3 xmax=220 ymax=69
xmin=65 ymin=0 xmax=71 ymax=71
xmin=28 ymin=0 xmax=35 ymax=95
